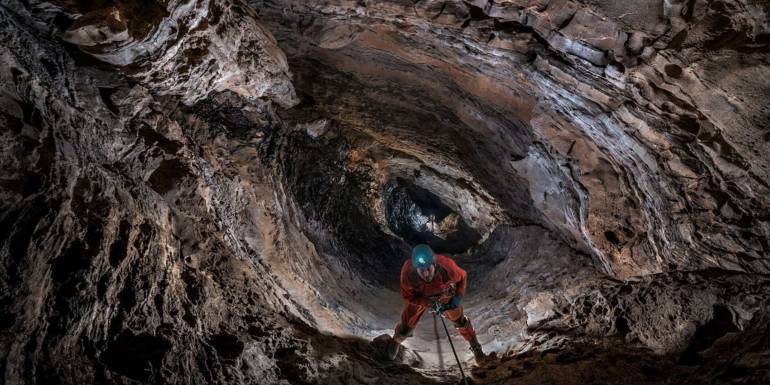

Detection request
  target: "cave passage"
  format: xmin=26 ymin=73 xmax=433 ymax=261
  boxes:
xmin=2 ymin=0 xmax=770 ymax=384
xmin=385 ymin=177 xmax=482 ymax=255
xmin=257 ymin=11 xmax=590 ymax=369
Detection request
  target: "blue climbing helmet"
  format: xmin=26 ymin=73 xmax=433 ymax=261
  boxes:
xmin=411 ymin=244 xmax=435 ymax=269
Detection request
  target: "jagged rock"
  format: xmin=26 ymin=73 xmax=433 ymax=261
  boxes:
xmin=60 ymin=0 xmax=299 ymax=107
xmin=1 ymin=0 xmax=769 ymax=384
xmin=524 ymin=292 xmax=557 ymax=328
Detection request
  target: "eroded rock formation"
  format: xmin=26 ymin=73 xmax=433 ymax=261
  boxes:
xmin=1 ymin=0 xmax=769 ymax=384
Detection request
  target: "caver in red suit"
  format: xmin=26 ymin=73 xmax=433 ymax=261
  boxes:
xmin=389 ymin=244 xmax=484 ymax=363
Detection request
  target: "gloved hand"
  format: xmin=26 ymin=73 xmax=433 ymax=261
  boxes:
xmin=443 ymin=295 xmax=462 ymax=312
xmin=437 ymin=295 xmax=462 ymax=313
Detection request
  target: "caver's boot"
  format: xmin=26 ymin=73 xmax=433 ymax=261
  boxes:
xmin=455 ymin=316 xmax=486 ymax=364
xmin=387 ymin=339 xmax=401 ymax=360
xmin=388 ymin=324 xmax=410 ymax=360
xmin=469 ymin=334 xmax=486 ymax=364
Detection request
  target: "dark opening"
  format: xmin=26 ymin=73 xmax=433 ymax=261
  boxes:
xmin=384 ymin=178 xmax=481 ymax=254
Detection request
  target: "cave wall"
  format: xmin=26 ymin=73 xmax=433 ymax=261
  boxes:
xmin=1 ymin=0 xmax=770 ymax=384
xmin=0 ymin=1 xmax=362 ymax=383
xmin=254 ymin=0 xmax=770 ymax=278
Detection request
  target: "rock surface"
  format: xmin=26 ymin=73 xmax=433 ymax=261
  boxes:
xmin=1 ymin=0 xmax=769 ymax=384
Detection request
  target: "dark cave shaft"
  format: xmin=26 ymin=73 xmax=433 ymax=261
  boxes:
xmin=1 ymin=0 xmax=770 ymax=384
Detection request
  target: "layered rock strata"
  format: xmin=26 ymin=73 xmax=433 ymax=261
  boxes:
xmin=1 ymin=0 xmax=769 ymax=384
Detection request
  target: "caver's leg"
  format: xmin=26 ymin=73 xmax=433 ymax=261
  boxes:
xmin=389 ymin=302 xmax=428 ymax=359
xmin=444 ymin=306 xmax=485 ymax=363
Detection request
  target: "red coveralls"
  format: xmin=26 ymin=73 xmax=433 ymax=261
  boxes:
xmin=394 ymin=254 xmax=476 ymax=341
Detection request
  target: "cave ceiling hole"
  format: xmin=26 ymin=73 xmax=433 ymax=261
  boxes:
xmin=384 ymin=177 xmax=481 ymax=255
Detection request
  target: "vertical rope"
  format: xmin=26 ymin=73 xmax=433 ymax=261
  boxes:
xmin=433 ymin=312 xmax=445 ymax=371
xmin=440 ymin=315 xmax=469 ymax=385
xmin=431 ymin=213 xmax=467 ymax=383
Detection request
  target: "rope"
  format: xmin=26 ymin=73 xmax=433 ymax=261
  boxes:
xmin=430 ymin=213 xmax=469 ymax=383
xmin=433 ymin=312 xmax=445 ymax=371
xmin=440 ymin=314 xmax=470 ymax=385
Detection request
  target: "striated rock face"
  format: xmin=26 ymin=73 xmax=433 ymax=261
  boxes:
xmin=59 ymin=0 xmax=298 ymax=107
xmin=255 ymin=0 xmax=770 ymax=278
xmin=1 ymin=0 xmax=769 ymax=384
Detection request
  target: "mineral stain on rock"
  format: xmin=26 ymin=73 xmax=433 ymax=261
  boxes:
xmin=1 ymin=0 xmax=770 ymax=384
